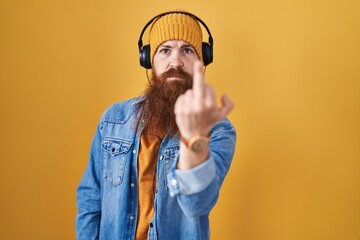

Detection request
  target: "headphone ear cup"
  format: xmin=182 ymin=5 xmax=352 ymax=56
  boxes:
xmin=202 ymin=42 xmax=213 ymax=66
xmin=139 ymin=44 xmax=151 ymax=69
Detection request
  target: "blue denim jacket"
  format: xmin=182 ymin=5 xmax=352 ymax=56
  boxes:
xmin=76 ymin=97 xmax=236 ymax=240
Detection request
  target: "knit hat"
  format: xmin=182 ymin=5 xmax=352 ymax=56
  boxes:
xmin=149 ymin=11 xmax=203 ymax=63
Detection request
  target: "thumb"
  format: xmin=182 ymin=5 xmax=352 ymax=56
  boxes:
xmin=218 ymin=94 xmax=234 ymax=120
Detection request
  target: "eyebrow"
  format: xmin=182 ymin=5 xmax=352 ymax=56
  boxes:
xmin=180 ymin=44 xmax=195 ymax=49
xmin=158 ymin=43 xmax=195 ymax=49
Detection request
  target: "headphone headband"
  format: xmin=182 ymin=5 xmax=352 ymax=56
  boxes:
xmin=138 ymin=11 xmax=213 ymax=50
xmin=138 ymin=11 xmax=214 ymax=69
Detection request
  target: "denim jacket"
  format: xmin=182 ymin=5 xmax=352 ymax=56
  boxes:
xmin=76 ymin=97 xmax=236 ymax=240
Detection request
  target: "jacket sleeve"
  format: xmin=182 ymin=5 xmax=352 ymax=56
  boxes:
xmin=76 ymin=122 xmax=103 ymax=240
xmin=167 ymin=119 xmax=237 ymax=218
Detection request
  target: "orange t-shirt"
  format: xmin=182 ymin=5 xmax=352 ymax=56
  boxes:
xmin=135 ymin=130 xmax=164 ymax=239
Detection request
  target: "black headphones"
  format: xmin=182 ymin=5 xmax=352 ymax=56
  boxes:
xmin=138 ymin=11 xmax=214 ymax=69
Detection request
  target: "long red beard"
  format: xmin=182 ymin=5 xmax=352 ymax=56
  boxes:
xmin=139 ymin=68 xmax=193 ymax=136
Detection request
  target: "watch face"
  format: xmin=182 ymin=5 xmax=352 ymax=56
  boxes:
xmin=191 ymin=139 xmax=208 ymax=153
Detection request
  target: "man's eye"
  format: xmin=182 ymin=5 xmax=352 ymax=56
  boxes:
xmin=159 ymin=49 xmax=170 ymax=54
xmin=183 ymin=48 xmax=193 ymax=54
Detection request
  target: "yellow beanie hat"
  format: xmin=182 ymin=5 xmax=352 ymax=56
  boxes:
xmin=149 ymin=11 xmax=203 ymax=63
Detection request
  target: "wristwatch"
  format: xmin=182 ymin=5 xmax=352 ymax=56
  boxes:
xmin=180 ymin=134 xmax=210 ymax=153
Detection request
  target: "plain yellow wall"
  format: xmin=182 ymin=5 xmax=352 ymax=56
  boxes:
xmin=1 ymin=0 xmax=359 ymax=239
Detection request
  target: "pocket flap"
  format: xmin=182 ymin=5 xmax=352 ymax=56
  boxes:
xmin=102 ymin=138 xmax=132 ymax=156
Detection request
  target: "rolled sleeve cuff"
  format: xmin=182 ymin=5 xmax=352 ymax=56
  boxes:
xmin=167 ymin=155 xmax=216 ymax=197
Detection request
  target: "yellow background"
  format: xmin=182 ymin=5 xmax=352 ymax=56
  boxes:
xmin=1 ymin=0 xmax=359 ymax=239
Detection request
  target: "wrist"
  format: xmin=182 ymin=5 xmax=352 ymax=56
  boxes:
xmin=179 ymin=133 xmax=210 ymax=154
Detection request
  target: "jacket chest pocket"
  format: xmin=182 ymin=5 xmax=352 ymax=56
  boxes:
xmin=102 ymin=138 xmax=132 ymax=187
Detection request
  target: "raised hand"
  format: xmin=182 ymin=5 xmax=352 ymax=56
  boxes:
xmin=174 ymin=60 xmax=234 ymax=141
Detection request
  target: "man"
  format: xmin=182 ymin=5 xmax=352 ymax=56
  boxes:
xmin=76 ymin=10 xmax=236 ymax=240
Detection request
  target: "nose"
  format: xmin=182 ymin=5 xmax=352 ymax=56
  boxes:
xmin=169 ymin=50 xmax=184 ymax=68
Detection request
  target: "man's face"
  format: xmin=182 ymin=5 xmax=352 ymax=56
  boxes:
xmin=153 ymin=40 xmax=200 ymax=81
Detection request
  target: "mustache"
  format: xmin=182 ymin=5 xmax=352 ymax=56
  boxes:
xmin=159 ymin=68 xmax=193 ymax=82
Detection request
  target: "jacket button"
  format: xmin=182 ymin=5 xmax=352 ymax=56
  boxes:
xmin=149 ymin=222 xmax=153 ymax=228
xmin=130 ymin=216 xmax=134 ymax=220
xmin=170 ymin=179 xmax=177 ymax=186
xmin=130 ymin=183 xmax=135 ymax=188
